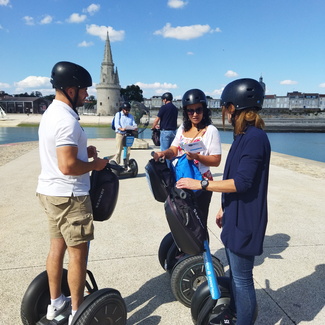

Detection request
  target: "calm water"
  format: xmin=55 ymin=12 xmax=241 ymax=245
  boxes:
xmin=0 ymin=126 xmax=324 ymax=163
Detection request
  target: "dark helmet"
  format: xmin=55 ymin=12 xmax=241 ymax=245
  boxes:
xmin=120 ymin=101 xmax=131 ymax=110
xmin=50 ymin=61 xmax=92 ymax=90
xmin=182 ymin=89 xmax=207 ymax=109
xmin=161 ymin=92 xmax=173 ymax=101
xmin=220 ymin=78 xmax=264 ymax=111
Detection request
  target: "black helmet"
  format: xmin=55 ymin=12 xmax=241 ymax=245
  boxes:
xmin=182 ymin=89 xmax=207 ymax=109
xmin=120 ymin=102 xmax=131 ymax=110
xmin=220 ymin=78 xmax=264 ymax=111
xmin=161 ymin=92 xmax=173 ymax=101
xmin=50 ymin=61 xmax=92 ymax=90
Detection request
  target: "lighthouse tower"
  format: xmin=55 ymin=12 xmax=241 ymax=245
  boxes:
xmin=96 ymin=33 xmax=121 ymax=116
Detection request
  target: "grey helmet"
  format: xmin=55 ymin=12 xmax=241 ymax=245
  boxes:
xmin=50 ymin=61 xmax=92 ymax=90
xmin=220 ymin=78 xmax=264 ymax=111
xmin=161 ymin=92 xmax=173 ymax=101
xmin=182 ymin=89 xmax=207 ymax=109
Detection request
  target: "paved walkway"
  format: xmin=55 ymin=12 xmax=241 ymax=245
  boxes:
xmin=0 ymin=138 xmax=324 ymax=324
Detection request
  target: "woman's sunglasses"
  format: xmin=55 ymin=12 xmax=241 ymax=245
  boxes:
xmin=186 ymin=107 xmax=203 ymax=115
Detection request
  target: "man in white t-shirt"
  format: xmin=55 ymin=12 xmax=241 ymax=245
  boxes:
xmin=36 ymin=61 xmax=107 ymax=325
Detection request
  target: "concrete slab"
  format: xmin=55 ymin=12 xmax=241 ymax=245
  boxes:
xmin=0 ymin=138 xmax=324 ymax=324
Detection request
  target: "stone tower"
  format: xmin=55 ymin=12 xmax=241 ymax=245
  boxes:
xmin=96 ymin=33 xmax=121 ymax=116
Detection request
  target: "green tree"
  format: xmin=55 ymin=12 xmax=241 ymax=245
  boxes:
xmin=120 ymin=85 xmax=143 ymax=102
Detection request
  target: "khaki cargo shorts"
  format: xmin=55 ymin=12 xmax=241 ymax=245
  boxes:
xmin=37 ymin=193 xmax=94 ymax=247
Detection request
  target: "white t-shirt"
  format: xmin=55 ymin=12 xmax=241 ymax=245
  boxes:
xmin=36 ymin=100 xmax=90 ymax=196
xmin=171 ymin=124 xmax=222 ymax=175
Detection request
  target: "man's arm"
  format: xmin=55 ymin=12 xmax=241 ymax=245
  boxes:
xmin=57 ymin=146 xmax=107 ymax=175
xmin=152 ymin=116 xmax=160 ymax=129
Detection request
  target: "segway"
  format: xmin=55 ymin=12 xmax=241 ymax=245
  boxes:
xmin=190 ymin=241 xmax=258 ymax=324
xmin=21 ymin=269 xmax=127 ymax=325
xmin=21 ymin=163 xmax=127 ymax=325
xmin=110 ymin=130 xmax=138 ymax=178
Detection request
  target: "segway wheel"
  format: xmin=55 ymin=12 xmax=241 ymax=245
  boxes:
xmin=158 ymin=232 xmax=174 ymax=270
xmin=158 ymin=232 xmax=184 ymax=272
xmin=72 ymin=288 xmax=127 ymax=325
xmin=170 ymin=255 xmax=224 ymax=308
xmin=192 ymin=277 xmax=231 ymax=325
xmin=129 ymin=158 xmax=138 ymax=177
xmin=21 ymin=269 xmax=70 ymax=325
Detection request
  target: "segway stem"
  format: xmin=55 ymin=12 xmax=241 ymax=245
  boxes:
xmin=203 ymin=240 xmax=221 ymax=300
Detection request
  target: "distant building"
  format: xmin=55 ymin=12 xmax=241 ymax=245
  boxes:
xmin=0 ymin=96 xmax=48 ymax=114
xmin=96 ymin=33 xmax=121 ymax=116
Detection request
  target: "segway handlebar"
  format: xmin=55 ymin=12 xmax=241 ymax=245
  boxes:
xmin=151 ymin=151 xmax=165 ymax=163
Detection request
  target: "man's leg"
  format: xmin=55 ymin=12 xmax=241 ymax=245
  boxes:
xmin=114 ymin=133 xmax=123 ymax=164
xmin=46 ymin=238 xmax=67 ymax=299
xmin=67 ymin=242 xmax=88 ymax=311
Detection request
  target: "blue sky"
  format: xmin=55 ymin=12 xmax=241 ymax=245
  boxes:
xmin=1 ymin=0 xmax=325 ymax=100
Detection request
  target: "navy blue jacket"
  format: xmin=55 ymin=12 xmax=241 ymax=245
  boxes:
xmin=221 ymin=126 xmax=271 ymax=256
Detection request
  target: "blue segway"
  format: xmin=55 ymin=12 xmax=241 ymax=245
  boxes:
xmin=110 ymin=130 xmax=138 ymax=178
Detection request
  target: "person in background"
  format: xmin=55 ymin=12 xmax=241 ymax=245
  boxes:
xmin=36 ymin=61 xmax=107 ymax=325
xmin=112 ymin=101 xmax=138 ymax=166
xmin=176 ymin=78 xmax=270 ymax=325
xmin=152 ymin=92 xmax=178 ymax=166
xmin=153 ymin=88 xmax=221 ymax=227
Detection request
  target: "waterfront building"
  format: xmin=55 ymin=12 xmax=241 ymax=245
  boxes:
xmin=96 ymin=33 xmax=121 ymax=116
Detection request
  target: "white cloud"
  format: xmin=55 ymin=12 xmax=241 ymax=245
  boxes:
xmin=167 ymin=0 xmax=188 ymax=9
xmin=40 ymin=15 xmax=53 ymax=25
xmin=67 ymin=13 xmax=87 ymax=23
xmin=78 ymin=40 xmax=94 ymax=47
xmin=280 ymin=80 xmax=298 ymax=85
xmin=154 ymin=23 xmax=213 ymax=40
xmin=187 ymin=51 xmax=194 ymax=55
xmin=319 ymin=83 xmax=325 ymax=88
xmin=86 ymin=24 xmax=125 ymax=41
xmin=213 ymin=27 xmax=222 ymax=33
xmin=209 ymin=88 xmax=224 ymax=97
xmin=23 ymin=16 xmax=35 ymax=26
xmin=225 ymin=70 xmax=239 ymax=78
xmin=84 ymin=4 xmax=100 ymax=15
xmin=0 ymin=82 xmax=10 ymax=88
xmin=14 ymin=76 xmax=51 ymax=90
xmin=135 ymin=82 xmax=178 ymax=90
xmin=0 ymin=0 xmax=10 ymax=6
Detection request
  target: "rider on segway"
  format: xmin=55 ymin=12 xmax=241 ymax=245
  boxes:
xmin=112 ymin=101 xmax=138 ymax=169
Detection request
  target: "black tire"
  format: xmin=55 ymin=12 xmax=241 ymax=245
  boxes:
xmin=170 ymin=255 xmax=224 ymax=308
xmin=190 ymin=282 xmax=211 ymax=324
xmin=129 ymin=159 xmax=138 ymax=177
xmin=158 ymin=233 xmax=175 ymax=270
xmin=165 ymin=242 xmax=183 ymax=273
xmin=21 ymin=269 xmax=70 ymax=325
xmin=193 ymin=277 xmax=231 ymax=325
xmin=191 ymin=277 xmax=231 ymax=324
xmin=72 ymin=288 xmax=127 ymax=325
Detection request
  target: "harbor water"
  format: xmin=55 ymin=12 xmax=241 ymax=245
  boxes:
xmin=0 ymin=126 xmax=324 ymax=163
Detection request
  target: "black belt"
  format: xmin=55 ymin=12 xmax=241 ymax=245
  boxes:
xmin=161 ymin=129 xmax=175 ymax=131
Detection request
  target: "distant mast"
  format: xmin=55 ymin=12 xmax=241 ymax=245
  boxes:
xmin=96 ymin=32 xmax=121 ymax=116
xmin=259 ymin=75 xmax=266 ymax=94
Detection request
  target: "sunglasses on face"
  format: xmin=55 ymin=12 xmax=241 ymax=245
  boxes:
xmin=186 ymin=107 xmax=203 ymax=115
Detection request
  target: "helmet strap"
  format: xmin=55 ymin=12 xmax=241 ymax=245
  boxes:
xmin=62 ymin=88 xmax=80 ymax=117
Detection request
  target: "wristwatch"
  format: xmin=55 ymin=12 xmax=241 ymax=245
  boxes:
xmin=201 ymin=179 xmax=209 ymax=190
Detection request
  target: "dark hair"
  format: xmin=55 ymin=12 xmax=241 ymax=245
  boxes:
xmin=182 ymin=106 xmax=212 ymax=132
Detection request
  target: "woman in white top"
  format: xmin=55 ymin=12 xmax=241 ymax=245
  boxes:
xmin=153 ymin=88 xmax=221 ymax=226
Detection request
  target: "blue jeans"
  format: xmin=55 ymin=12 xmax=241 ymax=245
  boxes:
xmin=160 ymin=130 xmax=176 ymax=167
xmin=226 ymin=248 xmax=256 ymax=325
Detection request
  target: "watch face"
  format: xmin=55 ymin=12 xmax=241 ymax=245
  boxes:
xmin=201 ymin=179 xmax=209 ymax=189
